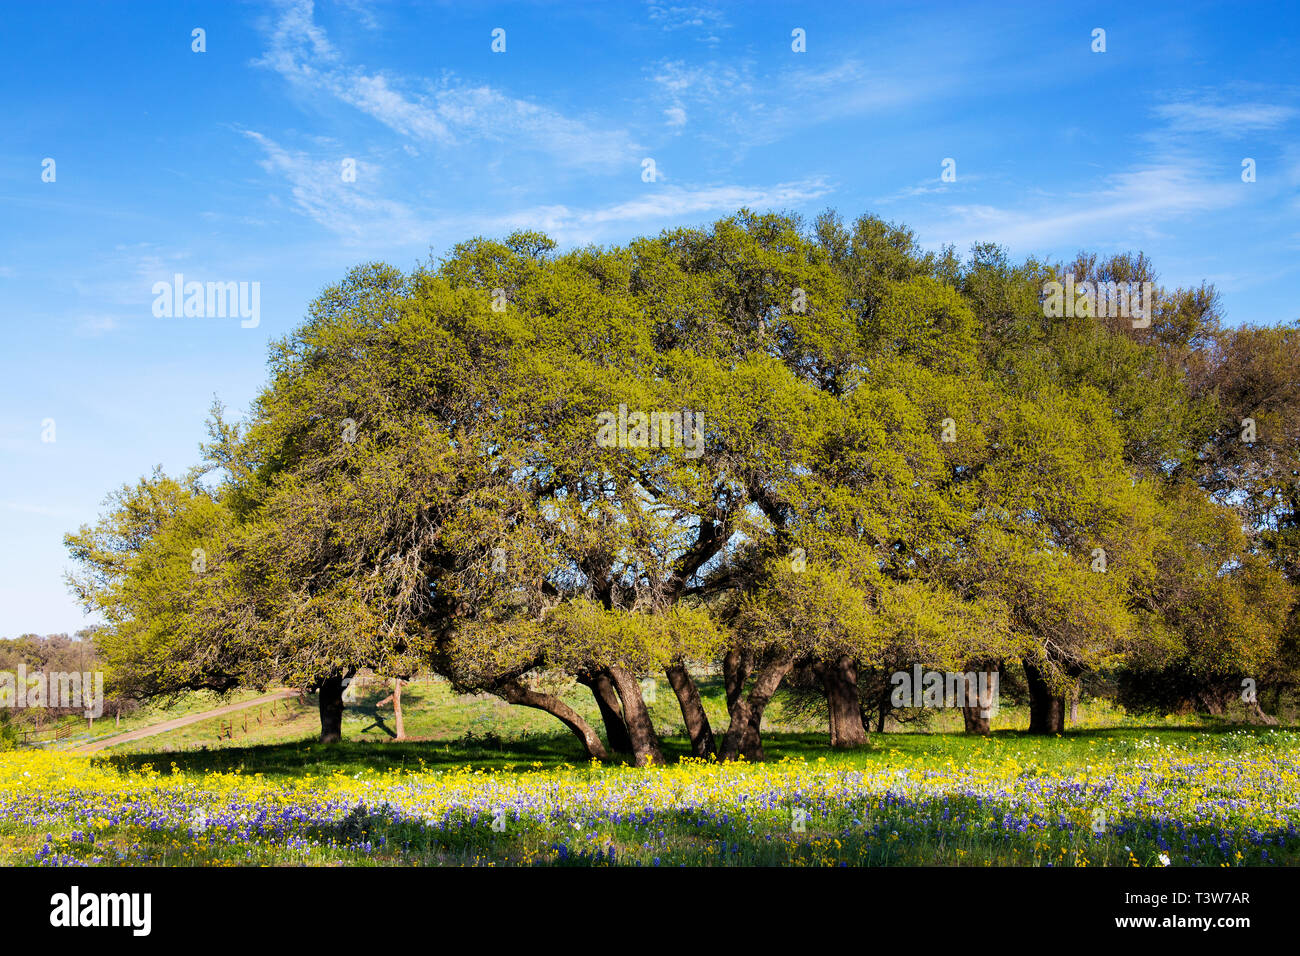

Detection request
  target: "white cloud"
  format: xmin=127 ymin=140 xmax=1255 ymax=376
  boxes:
xmin=915 ymin=164 xmax=1240 ymax=253
xmin=255 ymin=0 xmax=640 ymax=172
xmin=479 ymin=178 xmax=833 ymax=244
xmin=648 ymin=56 xmax=938 ymax=151
xmin=905 ymin=91 xmax=1294 ymax=257
xmin=337 ymin=0 xmax=380 ymax=31
xmin=645 ymin=2 xmax=729 ymax=40
xmin=1153 ymin=98 xmax=1297 ymax=137
xmin=243 ymin=130 xmax=429 ymax=244
xmin=244 ymin=126 xmax=831 ymax=247
xmin=60 ymin=244 xmax=194 ymax=323
xmin=74 ymin=314 xmax=121 ymax=337
xmin=875 ymin=177 xmax=979 ymax=204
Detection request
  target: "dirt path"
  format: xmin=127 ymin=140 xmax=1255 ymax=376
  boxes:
xmin=74 ymin=689 xmax=301 ymax=754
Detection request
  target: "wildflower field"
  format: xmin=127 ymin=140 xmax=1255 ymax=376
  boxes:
xmin=2 ymin=728 xmax=1297 ymax=867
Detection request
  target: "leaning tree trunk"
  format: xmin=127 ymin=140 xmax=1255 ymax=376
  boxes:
xmin=607 ymin=665 xmax=664 ymax=766
xmin=719 ymin=652 xmax=795 ymax=761
xmin=579 ymin=670 xmax=633 ymax=754
xmin=1248 ymin=699 xmax=1280 ymax=726
xmin=393 ymin=677 xmax=405 ymax=740
xmin=821 ymin=655 xmax=868 ymax=748
xmin=665 ymin=661 xmax=716 ymax=757
xmin=318 ymin=672 xmax=346 ymax=744
xmin=498 ymin=680 xmax=609 ymax=760
xmin=960 ymin=661 xmax=1000 ymax=735
xmin=1023 ymin=661 xmax=1066 ymax=734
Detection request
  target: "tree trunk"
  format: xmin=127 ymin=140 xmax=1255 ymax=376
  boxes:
xmin=1248 ymin=699 xmax=1279 ymax=726
xmin=318 ymin=673 xmax=345 ymax=743
xmin=961 ymin=662 xmax=999 ymax=735
xmin=723 ymin=649 xmax=754 ymax=712
xmin=579 ymin=670 xmax=633 ymax=754
xmin=498 ymin=680 xmax=608 ymax=760
xmin=393 ymin=678 xmax=405 ymax=740
xmin=961 ymin=692 xmax=990 ymax=734
xmin=719 ymin=652 xmax=794 ymax=761
xmin=607 ymin=665 xmax=664 ymax=766
xmin=1023 ymin=661 xmax=1065 ymax=734
xmin=1196 ymin=690 xmax=1228 ymax=716
xmin=665 ymin=661 xmax=715 ymax=757
xmin=821 ymin=655 xmax=868 ymax=748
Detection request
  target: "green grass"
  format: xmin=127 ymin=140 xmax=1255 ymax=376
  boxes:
xmin=93 ymin=672 xmax=1292 ymax=758
xmin=92 ymin=724 xmax=1290 ymax=780
xmin=16 ymin=687 xmax=281 ymax=750
xmin=7 ymin=671 xmax=1295 ymax=868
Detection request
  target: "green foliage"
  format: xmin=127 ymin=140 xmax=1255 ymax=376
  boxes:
xmin=64 ymin=471 xmax=238 ymax=697
xmin=64 ymin=207 xmax=1300 ymax=742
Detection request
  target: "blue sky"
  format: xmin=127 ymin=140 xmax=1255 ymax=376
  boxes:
xmin=2 ymin=0 xmax=1298 ymax=636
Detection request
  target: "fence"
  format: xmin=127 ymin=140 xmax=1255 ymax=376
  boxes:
xmin=19 ymin=723 xmax=78 ymax=746
xmin=215 ymin=695 xmax=303 ymax=742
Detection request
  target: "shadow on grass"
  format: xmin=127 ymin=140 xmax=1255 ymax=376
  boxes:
xmin=92 ymin=720 xmax=1296 ymax=779
xmin=93 ymin=730 xmax=597 ymax=776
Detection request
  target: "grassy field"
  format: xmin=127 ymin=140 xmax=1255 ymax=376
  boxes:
xmin=89 ymin=674 xmax=818 ymax=753
xmin=75 ymin=672 xmax=1288 ymax=755
xmin=18 ymin=688 xmax=297 ymax=750
xmin=1 ymin=705 xmax=1297 ymax=866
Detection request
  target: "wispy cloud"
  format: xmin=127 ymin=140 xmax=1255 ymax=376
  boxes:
xmin=1153 ymin=95 xmax=1298 ymax=137
xmin=244 ymin=125 xmax=831 ymax=247
xmin=648 ymin=56 xmax=942 ymax=146
xmin=243 ymin=130 xmax=429 ymax=244
xmin=336 ymin=0 xmax=380 ymax=31
xmin=916 ymin=163 xmax=1240 ymax=253
xmin=60 ymin=244 xmax=195 ymax=325
xmin=255 ymin=0 xmax=641 ymax=171
xmin=645 ymin=2 xmax=729 ymax=42
xmin=874 ymin=177 xmax=982 ymax=204
xmin=903 ymin=90 xmax=1293 ymax=257
xmin=650 ymin=59 xmax=753 ymax=131
xmin=74 ymin=314 xmax=122 ymax=337
xmin=0 ymin=500 xmax=78 ymax=520
xmin=481 ymin=178 xmax=833 ymax=244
